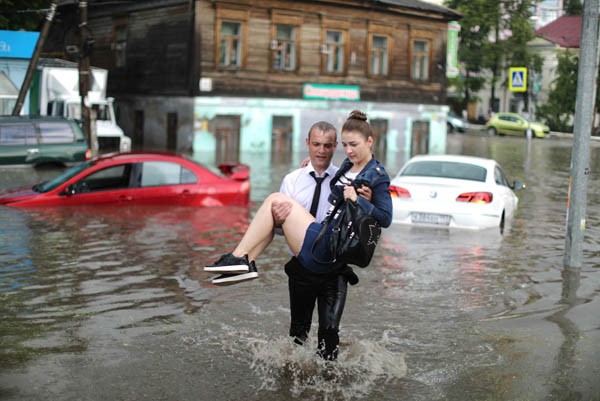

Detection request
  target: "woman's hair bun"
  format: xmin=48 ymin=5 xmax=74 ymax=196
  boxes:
xmin=348 ymin=110 xmax=367 ymax=122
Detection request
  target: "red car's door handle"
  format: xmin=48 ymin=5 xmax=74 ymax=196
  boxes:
xmin=118 ymin=195 xmax=133 ymax=201
xmin=180 ymin=190 xmax=192 ymax=197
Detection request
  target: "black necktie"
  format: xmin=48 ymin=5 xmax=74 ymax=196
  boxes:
xmin=309 ymin=172 xmax=327 ymax=217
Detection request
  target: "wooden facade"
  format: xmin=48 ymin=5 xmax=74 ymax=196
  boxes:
xmin=44 ymin=0 xmax=461 ymax=104
xmin=40 ymin=0 xmax=460 ymax=158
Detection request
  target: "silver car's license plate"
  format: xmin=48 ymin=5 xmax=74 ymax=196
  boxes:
xmin=411 ymin=212 xmax=451 ymax=226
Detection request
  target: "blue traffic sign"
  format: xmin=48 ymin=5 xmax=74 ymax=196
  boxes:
xmin=509 ymin=67 xmax=527 ymax=92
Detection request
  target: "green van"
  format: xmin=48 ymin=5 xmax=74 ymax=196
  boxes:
xmin=0 ymin=116 xmax=91 ymax=167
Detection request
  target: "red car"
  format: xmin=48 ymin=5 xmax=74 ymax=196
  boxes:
xmin=0 ymin=152 xmax=251 ymax=208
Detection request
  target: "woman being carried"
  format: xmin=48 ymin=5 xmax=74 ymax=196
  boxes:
xmin=205 ymin=110 xmax=392 ymax=281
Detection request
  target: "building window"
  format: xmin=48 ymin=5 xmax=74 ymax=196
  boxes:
xmin=273 ymin=25 xmax=297 ymax=71
xmin=218 ymin=21 xmax=242 ymax=67
xmin=369 ymin=35 xmax=389 ymax=76
xmin=411 ymin=39 xmax=430 ymax=81
xmin=112 ymin=21 xmax=127 ymax=68
xmin=324 ymin=30 xmax=345 ymax=74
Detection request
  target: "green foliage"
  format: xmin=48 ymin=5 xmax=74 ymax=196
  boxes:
xmin=0 ymin=0 xmax=53 ymax=31
xmin=503 ymin=0 xmax=537 ymax=68
xmin=536 ymin=51 xmax=578 ymax=132
xmin=444 ymin=0 xmax=540 ymax=111
xmin=563 ymin=0 xmax=583 ymax=15
xmin=444 ymin=0 xmax=500 ymax=108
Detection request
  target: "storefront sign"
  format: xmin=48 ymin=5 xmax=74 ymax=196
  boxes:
xmin=0 ymin=30 xmax=40 ymax=59
xmin=446 ymin=22 xmax=460 ymax=78
xmin=302 ymin=83 xmax=360 ymax=101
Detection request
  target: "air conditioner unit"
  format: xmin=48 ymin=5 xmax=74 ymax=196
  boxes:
xmin=270 ymin=40 xmax=279 ymax=50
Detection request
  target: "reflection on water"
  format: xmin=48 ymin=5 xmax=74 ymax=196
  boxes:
xmin=1 ymin=135 xmax=599 ymax=400
xmin=0 ymin=206 xmax=250 ymax=371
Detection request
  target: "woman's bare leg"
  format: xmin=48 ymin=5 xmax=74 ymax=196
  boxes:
xmin=247 ymin=232 xmax=274 ymax=262
xmin=232 ymin=193 xmax=314 ymax=260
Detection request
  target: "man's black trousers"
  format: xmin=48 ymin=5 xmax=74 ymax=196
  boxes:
xmin=284 ymin=257 xmax=348 ymax=360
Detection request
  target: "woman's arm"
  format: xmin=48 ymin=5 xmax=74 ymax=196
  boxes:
xmin=356 ymin=176 xmax=392 ymax=227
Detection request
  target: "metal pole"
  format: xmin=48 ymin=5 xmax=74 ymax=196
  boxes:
xmin=11 ymin=2 xmax=57 ymax=115
xmin=563 ymin=0 xmax=599 ymax=268
xmin=78 ymin=0 xmax=95 ymax=156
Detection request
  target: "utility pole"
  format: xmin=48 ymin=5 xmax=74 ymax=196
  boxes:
xmin=564 ymin=0 xmax=599 ymax=269
xmin=11 ymin=2 xmax=57 ymax=116
xmin=78 ymin=0 xmax=96 ymax=156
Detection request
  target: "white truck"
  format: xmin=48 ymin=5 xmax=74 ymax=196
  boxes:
xmin=34 ymin=62 xmax=131 ymax=153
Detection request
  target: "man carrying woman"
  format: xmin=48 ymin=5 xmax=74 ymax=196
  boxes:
xmin=204 ymin=110 xmax=393 ymax=359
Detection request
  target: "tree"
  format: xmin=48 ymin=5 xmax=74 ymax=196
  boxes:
xmin=536 ymin=50 xmax=578 ymax=132
xmin=502 ymin=0 xmax=543 ymax=113
xmin=444 ymin=0 xmax=542 ymax=115
xmin=0 ymin=1 xmax=53 ymax=31
xmin=563 ymin=0 xmax=583 ymax=15
xmin=445 ymin=0 xmax=497 ymax=113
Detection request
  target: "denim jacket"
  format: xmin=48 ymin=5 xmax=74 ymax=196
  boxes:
xmin=327 ymin=156 xmax=393 ymax=228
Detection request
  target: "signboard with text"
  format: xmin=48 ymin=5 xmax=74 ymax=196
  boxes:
xmin=0 ymin=30 xmax=40 ymax=59
xmin=446 ymin=22 xmax=460 ymax=78
xmin=302 ymin=83 xmax=360 ymax=101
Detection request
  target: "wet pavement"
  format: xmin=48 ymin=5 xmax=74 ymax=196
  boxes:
xmin=0 ymin=131 xmax=599 ymax=401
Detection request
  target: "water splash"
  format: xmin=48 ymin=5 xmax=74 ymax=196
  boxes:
xmin=213 ymin=327 xmax=407 ymax=400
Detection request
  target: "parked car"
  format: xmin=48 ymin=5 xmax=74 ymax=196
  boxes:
xmin=0 ymin=115 xmax=91 ymax=167
xmin=389 ymin=154 xmax=524 ymax=230
xmin=484 ymin=112 xmax=549 ymax=138
xmin=446 ymin=112 xmax=469 ymax=133
xmin=0 ymin=152 xmax=251 ymax=207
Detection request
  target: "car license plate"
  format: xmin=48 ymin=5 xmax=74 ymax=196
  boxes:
xmin=410 ymin=212 xmax=451 ymax=226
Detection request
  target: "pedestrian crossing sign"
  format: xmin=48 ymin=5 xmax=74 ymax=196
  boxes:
xmin=509 ymin=67 xmax=527 ymax=92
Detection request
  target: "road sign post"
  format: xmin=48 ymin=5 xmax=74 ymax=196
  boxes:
xmin=564 ymin=0 xmax=599 ymax=269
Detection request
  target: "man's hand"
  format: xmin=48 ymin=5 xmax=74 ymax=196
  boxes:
xmin=300 ymin=156 xmax=310 ymax=168
xmin=272 ymin=200 xmax=292 ymax=226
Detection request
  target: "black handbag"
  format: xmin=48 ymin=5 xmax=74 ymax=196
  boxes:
xmin=311 ymin=199 xmax=381 ymax=268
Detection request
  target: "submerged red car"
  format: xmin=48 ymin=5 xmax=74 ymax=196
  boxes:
xmin=0 ymin=152 xmax=251 ymax=208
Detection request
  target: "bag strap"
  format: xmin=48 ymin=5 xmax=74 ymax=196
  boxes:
xmin=310 ymin=199 xmax=346 ymax=264
xmin=329 ymin=160 xmax=352 ymax=191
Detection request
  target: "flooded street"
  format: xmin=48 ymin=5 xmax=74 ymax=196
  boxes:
xmin=1 ymin=132 xmax=599 ymax=401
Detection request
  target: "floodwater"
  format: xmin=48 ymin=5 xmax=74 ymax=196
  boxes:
xmin=1 ymin=132 xmax=599 ymax=401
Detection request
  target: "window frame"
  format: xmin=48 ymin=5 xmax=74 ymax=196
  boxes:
xmin=323 ymin=29 xmax=347 ymax=75
xmin=140 ymin=161 xmax=195 ymax=187
xmin=269 ymin=10 xmax=304 ymax=74
xmin=410 ymin=38 xmax=431 ymax=81
xmin=111 ymin=17 xmax=128 ymax=69
xmin=367 ymin=23 xmax=393 ymax=78
xmin=0 ymin=122 xmax=37 ymax=146
xmin=271 ymin=23 xmax=299 ymax=72
xmin=215 ymin=6 xmax=249 ymax=70
xmin=368 ymin=34 xmax=391 ymax=77
xmin=320 ymin=18 xmax=349 ymax=76
xmin=217 ymin=20 xmax=243 ymax=67
xmin=73 ymin=164 xmax=132 ymax=193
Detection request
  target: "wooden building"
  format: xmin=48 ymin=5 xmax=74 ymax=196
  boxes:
xmin=44 ymin=0 xmax=461 ymax=168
